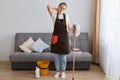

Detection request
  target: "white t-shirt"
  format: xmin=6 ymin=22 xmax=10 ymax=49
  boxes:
xmin=51 ymin=12 xmax=70 ymax=31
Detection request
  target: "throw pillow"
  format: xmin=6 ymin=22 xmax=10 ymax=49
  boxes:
xmin=31 ymin=38 xmax=49 ymax=53
xmin=19 ymin=37 xmax=35 ymax=53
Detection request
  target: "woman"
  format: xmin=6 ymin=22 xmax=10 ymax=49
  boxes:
xmin=47 ymin=2 xmax=71 ymax=79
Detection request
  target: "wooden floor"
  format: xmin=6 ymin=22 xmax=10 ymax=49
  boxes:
xmin=0 ymin=61 xmax=107 ymax=80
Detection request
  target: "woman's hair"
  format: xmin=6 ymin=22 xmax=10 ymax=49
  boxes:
xmin=58 ymin=2 xmax=67 ymax=8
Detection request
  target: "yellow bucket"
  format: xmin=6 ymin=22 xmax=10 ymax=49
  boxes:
xmin=40 ymin=68 xmax=49 ymax=76
xmin=37 ymin=61 xmax=50 ymax=76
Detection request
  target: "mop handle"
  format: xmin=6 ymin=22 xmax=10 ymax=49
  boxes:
xmin=72 ymin=32 xmax=76 ymax=80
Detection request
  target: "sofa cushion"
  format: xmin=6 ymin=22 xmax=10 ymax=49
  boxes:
xmin=42 ymin=47 xmax=50 ymax=52
xmin=69 ymin=33 xmax=90 ymax=52
xmin=9 ymin=52 xmax=92 ymax=62
xmin=67 ymin=52 xmax=92 ymax=62
xmin=19 ymin=37 xmax=34 ymax=53
xmin=9 ymin=52 xmax=55 ymax=62
xmin=31 ymin=38 xmax=49 ymax=53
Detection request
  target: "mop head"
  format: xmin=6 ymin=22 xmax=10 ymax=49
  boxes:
xmin=72 ymin=23 xmax=80 ymax=37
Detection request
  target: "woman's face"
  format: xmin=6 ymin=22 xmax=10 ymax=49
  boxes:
xmin=57 ymin=4 xmax=67 ymax=14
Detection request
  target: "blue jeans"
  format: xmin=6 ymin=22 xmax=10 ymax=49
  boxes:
xmin=54 ymin=54 xmax=67 ymax=72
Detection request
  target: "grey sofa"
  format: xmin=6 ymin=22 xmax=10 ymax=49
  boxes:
xmin=9 ymin=33 xmax=92 ymax=70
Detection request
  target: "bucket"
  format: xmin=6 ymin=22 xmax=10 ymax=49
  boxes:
xmin=37 ymin=61 xmax=50 ymax=76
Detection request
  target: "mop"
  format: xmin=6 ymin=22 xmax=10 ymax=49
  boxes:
xmin=72 ymin=23 xmax=80 ymax=80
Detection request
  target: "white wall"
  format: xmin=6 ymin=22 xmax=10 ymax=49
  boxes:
xmin=0 ymin=0 xmax=95 ymax=61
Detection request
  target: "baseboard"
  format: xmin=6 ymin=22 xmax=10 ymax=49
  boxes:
xmin=0 ymin=58 xmax=9 ymax=61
